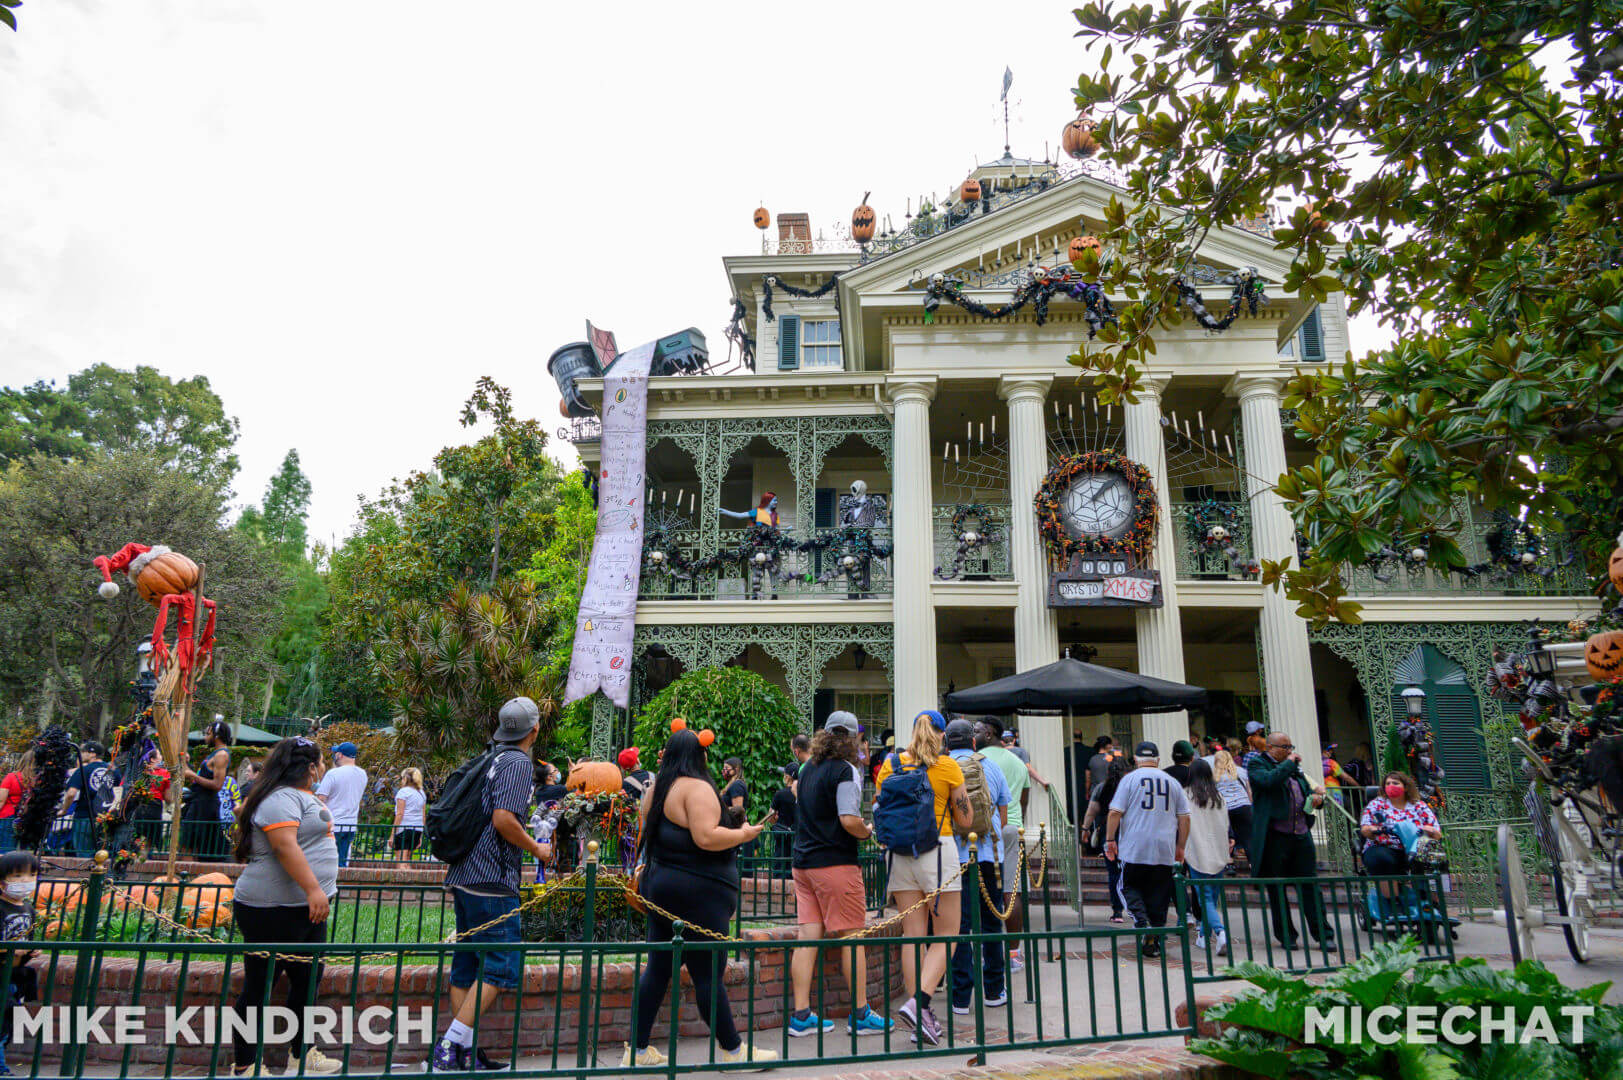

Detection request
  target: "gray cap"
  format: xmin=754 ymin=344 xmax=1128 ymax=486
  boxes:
xmin=945 ymin=718 xmax=977 ymax=751
xmin=824 ymin=711 xmax=860 ymax=734
xmin=494 ymin=697 xmax=540 ymax=743
xmin=1244 ymin=720 xmax=1265 ymax=736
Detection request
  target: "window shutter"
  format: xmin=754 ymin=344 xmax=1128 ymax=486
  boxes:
xmin=1388 ymin=688 xmax=1490 ymax=789
xmin=814 ymin=488 xmax=836 ymax=529
xmin=1298 ymin=307 xmax=1324 ymax=362
xmin=813 ymin=689 xmax=835 ymax=729
xmin=778 ymin=314 xmax=800 ymax=370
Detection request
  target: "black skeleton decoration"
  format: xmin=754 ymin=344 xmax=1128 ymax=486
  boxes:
xmin=833 ymin=481 xmax=886 ymax=598
xmin=1395 ymin=717 xmax=1446 ymax=803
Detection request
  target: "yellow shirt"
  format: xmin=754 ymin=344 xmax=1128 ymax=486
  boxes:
xmin=874 ymin=751 xmax=965 ymax=836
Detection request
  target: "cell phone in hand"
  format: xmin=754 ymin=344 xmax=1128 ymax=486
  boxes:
xmin=753 ymin=810 xmax=777 ymax=828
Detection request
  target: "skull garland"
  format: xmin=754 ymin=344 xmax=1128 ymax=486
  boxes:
xmin=807 ymin=525 xmax=891 ymax=596
xmin=935 ymin=504 xmax=1004 ymax=581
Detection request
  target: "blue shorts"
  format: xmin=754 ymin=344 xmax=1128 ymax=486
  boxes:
xmin=449 ymin=890 xmax=523 ymax=991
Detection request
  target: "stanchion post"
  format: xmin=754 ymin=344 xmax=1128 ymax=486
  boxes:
xmin=966 ymin=834 xmax=985 ymax=1066
xmin=64 ymin=849 xmax=109 ymax=1077
xmin=577 ymin=841 xmax=599 ymax=1076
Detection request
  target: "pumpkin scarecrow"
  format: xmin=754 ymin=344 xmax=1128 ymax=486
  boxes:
xmin=92 ymin=542 xmax=216 ymax=692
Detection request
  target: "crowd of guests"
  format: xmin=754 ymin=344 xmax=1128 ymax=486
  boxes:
xmin=1076 ymin=724 xmax=1445 ymax=956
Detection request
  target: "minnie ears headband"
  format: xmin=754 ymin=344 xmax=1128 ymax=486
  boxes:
xmin=670 ymin=717 xmax=715 ymax=747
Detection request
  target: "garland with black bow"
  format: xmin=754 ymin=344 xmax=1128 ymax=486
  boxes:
xmin=641 ymin=526 xmax=695 ymax=580
xmin=724 ymin=298 xmax=756 ymax=369
xmin=761 ymin=274 xmax=840 ymax=322
xmin=1173 ymin=271 xmax=1268 ymax=331
xmin=935 ymin=504 xmax=1005 ymax=580
xmin=922 ymin=269 xmax=1118 ymax=336
xmin=1182 ymin=501 xmax=1260 ymax=575
xmin=1035 ymin=451 xmax=1158 ymax=563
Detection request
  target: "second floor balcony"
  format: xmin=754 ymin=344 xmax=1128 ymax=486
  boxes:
xmin=640 ymin=525 xmax=894 ymax=601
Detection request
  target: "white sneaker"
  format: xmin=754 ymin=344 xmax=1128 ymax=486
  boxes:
xmin=984 ymin=991 xmax=1008 ymax=1008
xmin=718 ymin=1043 xmax=778 ymax=1069
xmin=288 ymin=1048 xmax=341 ymax=1076
xmin=1195 ymin=931 xmax=1206 ymax=950
xmin=621 ymin=1044 xmax=668 ymax=1067
xmin=1214 ymin=931 xmax=1229 ymax=957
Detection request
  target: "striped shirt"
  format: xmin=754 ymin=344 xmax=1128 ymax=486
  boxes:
xmin=444 ymin=748 xmax=534 ymax=896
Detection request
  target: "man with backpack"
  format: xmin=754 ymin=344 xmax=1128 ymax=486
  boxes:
xmin=944 ymin=719 xmax=1010 ymax=1014
xmin=427 ymin=697 xmax=550 ymax=1072
xmin=61 ymin=741 xmax=114 ymax=857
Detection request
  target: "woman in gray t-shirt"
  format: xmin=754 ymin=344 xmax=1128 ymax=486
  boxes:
xmin=228 ymin=737 xmax=341 ymax=1076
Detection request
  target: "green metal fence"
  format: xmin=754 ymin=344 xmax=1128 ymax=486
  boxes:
xmin=7 ymin=856 xmax=1198 ymax=1079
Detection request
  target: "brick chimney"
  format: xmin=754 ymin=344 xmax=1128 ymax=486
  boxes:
xmin=777 ymin=213 xmax=811 ymax=254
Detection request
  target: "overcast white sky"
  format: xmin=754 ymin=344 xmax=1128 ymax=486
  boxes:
xmin=1 ymin=1 xmax=1377 ymax=547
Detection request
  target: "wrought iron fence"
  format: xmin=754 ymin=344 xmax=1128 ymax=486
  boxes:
xmin=11 ymin=855 xmax=1199 ymax=1079
xmin=1169 ymin=500 xmax=1256 ymax=580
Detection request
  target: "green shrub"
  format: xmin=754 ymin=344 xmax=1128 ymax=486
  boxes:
xmin=633 ymin=666 xmax=800 ymax=819
xmin=521 ymin=871 xmax=643 ymax=943
xmin=1191 ymin=939 xmax=1623 ymax=1079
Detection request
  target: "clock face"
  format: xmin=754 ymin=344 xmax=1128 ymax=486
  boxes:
xmin=1061 ymin=470 xmax=1135 ymax=539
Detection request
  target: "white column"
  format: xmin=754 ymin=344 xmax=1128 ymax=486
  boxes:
xmin=1123 ymin=376 xmax=1189 ymax=762
xmin=1228 ymin=373 xmax=1321 ymax=773
xmin=999 ymin=376 xmax=1062 ymax=833
xmin=889 ymin=378 xmax=939 ymax=733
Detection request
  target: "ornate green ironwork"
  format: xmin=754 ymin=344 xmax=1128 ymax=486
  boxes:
xmin=931 ymin=504 xmax=1013 ymax=581
xmin=1171 ymin=500 xmax=1256 ymax=580
xmin=582 ymin=623 xmax=896 ymax=754
xmin=648 ymin=415 xmax=893 ymax=554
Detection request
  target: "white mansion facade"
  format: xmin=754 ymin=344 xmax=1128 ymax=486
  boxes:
xmin=563 ymin=153 xmax=1596 ymax=835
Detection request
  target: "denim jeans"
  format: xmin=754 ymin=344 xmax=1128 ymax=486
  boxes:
xmin=333 ymin=827 xmax=355 ymax=867
xmin=1186 ymin=867 xmax=1226 ymax=937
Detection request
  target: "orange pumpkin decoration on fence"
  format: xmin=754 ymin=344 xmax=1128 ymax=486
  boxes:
xmin=1061 ymin=115 xmax=1098 ymax=159
xmin=1586 ymin=631 xmax=1623 ymax=680
xmin=851 ymin=192 xmax=876 ymax=244
xmin=753 ymin=207 xmax=770 ymax=230
xmin=1069 ymin=235 xmax=1102 ymax=263
xmin=959 ymin=178 xmax=981 ymax=203
xmin=566 ymin=760 xmax=624 ymax=796
xmin=1608 ymin=544 xmax=1623 ymax=595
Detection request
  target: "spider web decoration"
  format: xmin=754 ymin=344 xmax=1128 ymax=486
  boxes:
xmin=642 ymin=501 xmax=694 ymax=536
xmin=939 ymin=390 xmax=1248 ymax=503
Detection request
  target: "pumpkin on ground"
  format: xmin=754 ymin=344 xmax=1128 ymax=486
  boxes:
xmin=1586 ymin=630 xmax=1623 ymax=680
xmin=566 ymin=760 xmax=624 ymax=796
xmin=33 ymin=881 xmax=83 ymax=912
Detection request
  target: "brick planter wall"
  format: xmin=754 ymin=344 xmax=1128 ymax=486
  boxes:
xmin=15 ymin=923 xmax=904 ymax=1070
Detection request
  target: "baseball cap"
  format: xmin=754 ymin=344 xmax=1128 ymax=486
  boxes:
xmin=944 ymin=718 xmax=977 ymax=750
xmin=915 ymin=710 xmax=948 ymax=732
xmin=617 ymin=748 xmax=640 ymax=771
xmin=1244 ymin=720 xmax=1265 ymax=736
xmin=493 ymin=697 xmax=541 ymax=743
xmin=824 ymin=711 xmax=860 ymax=734
xmin=334 ymin=742 xmax=359 ymax=758
xmin=1001 ymin=730 xmax=1016 ymax=739
xmin=1134 ymin=740 xmax=1159 ymax=760
xmin=781 ymin=763 xmax=800 ymax=779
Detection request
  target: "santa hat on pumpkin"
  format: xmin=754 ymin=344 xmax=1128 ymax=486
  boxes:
xmin=92 ymin=542 xmax=171 ymax=600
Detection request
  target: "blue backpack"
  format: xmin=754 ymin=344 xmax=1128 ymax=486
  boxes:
xmin=873 ymin=753 xmax=945 ymax=857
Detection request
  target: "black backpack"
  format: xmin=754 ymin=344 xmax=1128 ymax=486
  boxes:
xmin=426 ymin=745 xmax=523 ymax=865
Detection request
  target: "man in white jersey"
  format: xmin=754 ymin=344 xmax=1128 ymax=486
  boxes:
xmin=1104 ymin=741 xmax=1190 ymax=958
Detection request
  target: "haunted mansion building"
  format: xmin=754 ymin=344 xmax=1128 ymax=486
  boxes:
xmin=554 ymin=151 xmax=1596 ymax=838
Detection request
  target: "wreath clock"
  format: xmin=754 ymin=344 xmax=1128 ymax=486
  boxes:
xmin=1035 ymin=450 xmax=1158 ymax=564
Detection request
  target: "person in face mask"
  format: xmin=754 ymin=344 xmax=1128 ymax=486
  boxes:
xmin=1358 ymin=771 xmax=1441 ymax=881
xmin=0 ymin=850 xmax=42 ymax=1076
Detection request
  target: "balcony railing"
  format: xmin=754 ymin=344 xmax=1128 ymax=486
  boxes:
xmin=1170 ymin=500 xmax=1258 ymax=581
xmin=931 ymin=503 xmax=1014 ymax=582
xmin=638 ymin=526 xmax=893 ymax=601
xmin=1340 ymin=534 xmax=1591 ymax=595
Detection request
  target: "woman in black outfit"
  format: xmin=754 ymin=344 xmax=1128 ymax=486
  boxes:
xmin=181 ymin=720 xmax=232 ymax=860
xmin=625 ymin=729 xmax=774 ymax=1068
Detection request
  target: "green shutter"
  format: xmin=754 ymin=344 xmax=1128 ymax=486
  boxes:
xmin=1389 ymin=688 xmax=1490 ymax=789
xmin=1298 ymin=307 xmax=1324 ymax=361
xmin=778 ymin=314 xmax=800 ymax=370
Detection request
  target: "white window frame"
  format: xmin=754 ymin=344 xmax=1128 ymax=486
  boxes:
xmin=799 ymin=318 xmax=843 ymax=370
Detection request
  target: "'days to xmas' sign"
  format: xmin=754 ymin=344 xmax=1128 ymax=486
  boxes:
xmin=1048 ymin=556 xmax=1163 ymax=608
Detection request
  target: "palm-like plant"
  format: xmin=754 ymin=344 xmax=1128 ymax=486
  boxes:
xmin=374 ymin=580 xmax=559 ymax=761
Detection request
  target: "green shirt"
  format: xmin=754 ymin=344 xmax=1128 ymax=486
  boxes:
xmin=978 ymin=745 xmax=1028 ymax=830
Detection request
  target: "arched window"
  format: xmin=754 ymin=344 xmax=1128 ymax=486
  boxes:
xmin=1389 ymin=644 xmax=1489 ymax=789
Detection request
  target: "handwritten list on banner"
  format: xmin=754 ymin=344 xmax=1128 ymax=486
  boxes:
xmin=563 ymin=339 xmax=655 ymax=709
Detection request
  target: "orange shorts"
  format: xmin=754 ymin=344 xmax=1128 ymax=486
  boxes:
xmin=792 ymin=865 xmax=867 ymax=933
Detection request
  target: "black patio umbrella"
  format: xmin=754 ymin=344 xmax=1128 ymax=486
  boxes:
xmin=942 ymin=657 xmax=1207 ymax=716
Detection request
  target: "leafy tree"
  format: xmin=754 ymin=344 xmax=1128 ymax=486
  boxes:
xmin=0 ymin=364 xmax=241 ymax=487
xmin=238 ymin=450 xmax=313 ymax=562
xmin=0 ymin=450 xmax=287 ymax=735
xmin=632 ymin=667 xmax=801 ymax=820
xmin=1069 ymin=0 xmax=1623 ymax=621
xmin=522 ymin=470 xmax=598 ymax=756
xmin=0 ymin=0 xmax=19 ymax=32
xmin=453 ymin=376 xmax=558 ymax=585
xmin=372 ymin=580 xmax=560 ymax=763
